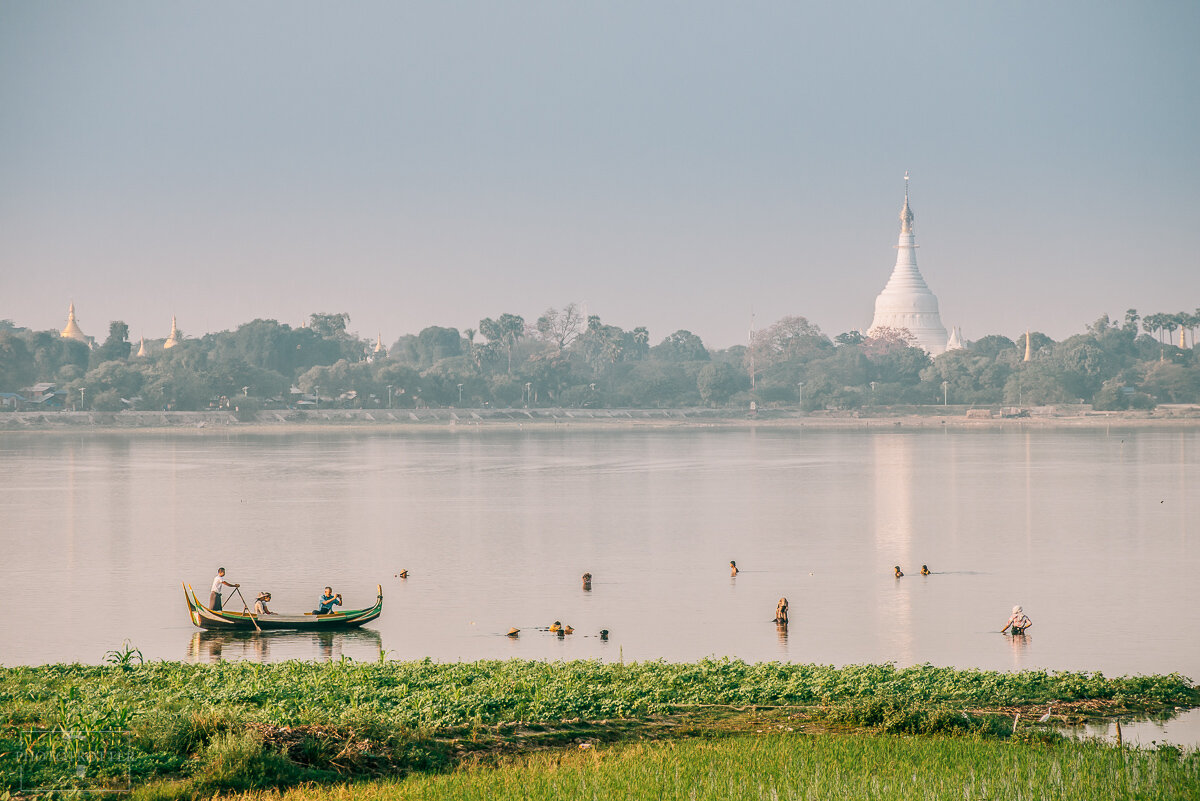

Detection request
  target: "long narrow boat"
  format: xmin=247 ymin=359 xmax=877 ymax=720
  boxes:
xmin=183 ymin=583 xmax=383 ymax=631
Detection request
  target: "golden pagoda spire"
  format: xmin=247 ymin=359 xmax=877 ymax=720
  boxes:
xmin=1024 ymin=330 xmax=1032 ymax=362
xmin=163 ymin=315 xmax=181 ymax=349
xmin=60 ymin=302 xmax=89 ymax=342
xmin=136 ymin=336 xmax=147 ymax=357
xmin=373 ymin=332 xmax=386 ymax=355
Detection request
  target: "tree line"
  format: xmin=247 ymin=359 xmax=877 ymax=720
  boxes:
xmin=0 ymin=305 xmax=1197 ymax=412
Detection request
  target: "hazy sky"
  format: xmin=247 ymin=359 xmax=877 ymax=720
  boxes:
xmin=2 ymin=1 xmax=1198 ymax=349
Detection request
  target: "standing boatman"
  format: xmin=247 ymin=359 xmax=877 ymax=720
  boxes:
xmin=209 ymin=567 xmax=239 ymax=611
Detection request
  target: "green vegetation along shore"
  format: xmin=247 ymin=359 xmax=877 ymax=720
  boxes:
xmin=234 ymin=734 xmax=1200 ymax=801
xmin=4 ymin=306 xmax=1199 ymax=416
xmin=2 ymin=657 xmax=1197 ymax=797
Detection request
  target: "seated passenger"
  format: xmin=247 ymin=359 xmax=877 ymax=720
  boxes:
xmin=315 ymin=587 xmax=342 ymax=614
xmin=254 ymin=592 xmax=277 ymax=615
xmin=549 ymin=620 xmax=562 ymax=633
xmin=894 ymin=565 xmax=904 ymax=577
xmin=921 ymin=565 xmax=931 ymax=576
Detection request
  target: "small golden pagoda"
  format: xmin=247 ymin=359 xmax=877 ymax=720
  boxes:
xmin=163 ymin=316 xmax=181 ymax=349
xmin=60 ymin=302 xmax=88 ymax=342
xmin=373 ymin=332 xmax=386 ymax=356
xmin=136 ymin=336 xmax=147 ymax=357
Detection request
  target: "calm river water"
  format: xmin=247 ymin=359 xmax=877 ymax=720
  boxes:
xmin=2 ymin=426 xmax=1196 ymax=682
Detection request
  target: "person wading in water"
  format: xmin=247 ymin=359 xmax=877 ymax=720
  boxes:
xmin=1001 ymin=605 xmax=1033 ymax=635
xmin=774 ymin=597 xmax=789 ymax=625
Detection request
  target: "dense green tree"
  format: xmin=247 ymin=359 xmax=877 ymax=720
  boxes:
xmin=921 ymin=350 xmax=1011 ymax=405
xmin=308 ymin=312 xmax=350 ymax=339
xmin=970 ymin=335 xmax=1018 ymax=359
xmin=94 ymin=321 xmax=132 ymax=364
xmin=414 ymin=326 xmax=463 ymax=367
xmin=748 ymin=316 xmax=832 ymax=387
xmin=697 ymin=362 xmax=740 ymax=405
xmin=0 ymin=332 xmax=35 ymax=391
xmin=651 ymin=330 xmax=709 ymax=362
xmin=27 ymin=331 xmax=90 ymax=382
xmin=77 ymin=361 xmax=145 ymax=410
xmin=1141 ymin=361 xmax=1200 ymax=403
xmin=1004 ymin=362 xmax=1072 ymax=405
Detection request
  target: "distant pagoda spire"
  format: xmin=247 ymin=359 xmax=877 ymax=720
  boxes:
xmin=867 ymin=173 xmax=949 ymax=354
xmin=373 ymin=332 xmax=386 ymax=355
xmin=136 ymin=336 xmax=147 ymax=357
xmin=163 ymin=315 xmax=181 ymax=349
xmin=60 ymin=302 xmax=88 ymax=342
xmin=945 ymin=326 xmax=965 ymax=351
xmin=1024 ymin=330 xmax=1032 ymax=362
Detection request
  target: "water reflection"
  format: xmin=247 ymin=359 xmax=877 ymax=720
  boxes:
xmin=874 ymin=434 xmax=914 ymax=665
xmin=186 ymin=628 xmax=383 ymax=663
xmin=1067 ymin=707 xmax=1200 ymax=750
xmin=1007 ymin=631 xmax=1031 ymax=669
xmin=775 ymin=622 xmax=789 ymax=655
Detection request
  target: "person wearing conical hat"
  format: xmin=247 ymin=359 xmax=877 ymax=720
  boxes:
xmin=254 ymin=592 xmax=276 ymax=615
xmin=506 ymin=627 xmax=520 ymax=637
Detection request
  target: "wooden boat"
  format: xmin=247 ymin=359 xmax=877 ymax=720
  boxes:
xmin=183 ymin=583 xmax=383 ymax=631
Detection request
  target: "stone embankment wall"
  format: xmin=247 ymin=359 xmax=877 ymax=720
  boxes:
xmin=1 ymin=405 xmax=1197 ymax=431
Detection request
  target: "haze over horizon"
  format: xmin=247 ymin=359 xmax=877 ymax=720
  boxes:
xmin=3 ymin=2 xmax=1198 ymax=350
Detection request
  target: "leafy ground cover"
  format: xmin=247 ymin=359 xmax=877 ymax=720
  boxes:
xmin=2 ymin=657 xmax=1196 ymax=795
xmin=209 ymin=733 xmax=1200 ymax=801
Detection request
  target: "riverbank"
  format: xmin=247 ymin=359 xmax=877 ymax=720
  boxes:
xmin=2 ymin=404 xmax=1199 ymax=436
xmin=2 ymin=658 xmax=1196 ymax=796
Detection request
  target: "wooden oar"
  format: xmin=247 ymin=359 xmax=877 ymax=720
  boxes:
xmin=233 ymin=586 xmax=261 ymax=632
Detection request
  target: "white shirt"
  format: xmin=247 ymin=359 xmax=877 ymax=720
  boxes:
xmin=211 ymin=574 xmax=227 ymax=594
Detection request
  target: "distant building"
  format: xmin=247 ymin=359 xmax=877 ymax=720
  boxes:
xmin=18 ymin=383 xmax=66 ymax=409
xmin=163 ymin=316 xmax=181 ymax=349
xmin=945 ymin=326 xmax=965 ymax=351
xmin=135 ymin=336 xmax=147 ymax=357
xmin=60 ymin=302 xmax=90 ymax=344
xmin=868 ymin=175 xmax=949 ymax=355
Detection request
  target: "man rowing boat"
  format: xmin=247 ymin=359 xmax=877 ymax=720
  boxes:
xmin=209 ymin=567 xmax=239 ymax=611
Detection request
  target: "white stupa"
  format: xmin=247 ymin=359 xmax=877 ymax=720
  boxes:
xmin=868 ymin=174 xmax=948 ymax=354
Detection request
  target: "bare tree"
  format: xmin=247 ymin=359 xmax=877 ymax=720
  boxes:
xmin=535 ymin=303 xmax=584 ymax=352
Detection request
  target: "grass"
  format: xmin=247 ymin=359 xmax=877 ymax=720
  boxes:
xmin=2 ymin=657 xmax=1197 ymax=795
xmin=189 ymin=733 xmax=1200 ymax=801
